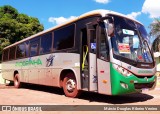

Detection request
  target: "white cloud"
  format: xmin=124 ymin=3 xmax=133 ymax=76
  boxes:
xmin=142 ymin=0 xmax=160 ymax=18
xmin=94 ymin=0 xmax=110 ymax=4
xmin=127 ymin=12 xmax=141 ymax=19
xmin=48 ymin=16 xmax=77 ymax=25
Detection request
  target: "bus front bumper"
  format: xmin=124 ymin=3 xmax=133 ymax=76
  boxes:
xmin=110 ymin=64 xmax=156 ymax=95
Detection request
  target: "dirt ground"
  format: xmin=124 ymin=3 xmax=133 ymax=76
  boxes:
xmin=0 ymin=81 xmax=160 ymax=114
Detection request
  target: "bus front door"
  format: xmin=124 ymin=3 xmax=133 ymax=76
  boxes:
xmin=96 ymin=25 xmax=111 ymax=95
xmin=84 ymin=23 xmax=111 ymax=94
xmin=86 ymin=23 xmax=98 ymax=91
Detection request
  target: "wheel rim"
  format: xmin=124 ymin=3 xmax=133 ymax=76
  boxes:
xmin=66 ymin=79 xmax=76 ymax=92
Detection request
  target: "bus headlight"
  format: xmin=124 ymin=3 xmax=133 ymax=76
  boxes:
xmin=120 ymin=82 xmax=128 ymax=89
xmin=117 ymin=65 xmax=132 ymax=77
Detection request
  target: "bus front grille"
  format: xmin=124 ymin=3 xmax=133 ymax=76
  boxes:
xmin=136 ymin=76 xmax=154 ymax=79
xmin=134 ymin=82 xmax=154 ymax=89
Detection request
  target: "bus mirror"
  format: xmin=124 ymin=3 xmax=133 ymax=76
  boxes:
xmin=97 ymin=16 xmax=114 ymax=23
xmin=106 ymin=16 xmax=114 ymax=36
xmin=98 ymin=16 xmax=114 ymax=36
xmin=107 ymin=23 xmax=114 ymax=36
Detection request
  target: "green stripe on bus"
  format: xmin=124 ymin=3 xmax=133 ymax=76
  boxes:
xmin=110 ymin=63 xmax=155 ymax=95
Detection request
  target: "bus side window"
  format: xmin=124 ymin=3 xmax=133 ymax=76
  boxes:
xmin=99 ymin=28 xmax=109 ymax=61
xmin=2 ymin=49 xmax=9 ymax=61
xmin=53 ymin=24 xmax=75 ymax=50
xmin=25 ymin=41 xmax=29 ymax=57
xmin=29 ymin=37 xmax=40 ymax=57
xmin=40 ymin=32 xmax=52 ymax=54
xmin=9 ymin=46 xmax=16 ymax=60
xmin=16 ymin=43 xmax=25 ymax=59
xmin=90 ymin=25 xmax=97 ymax=54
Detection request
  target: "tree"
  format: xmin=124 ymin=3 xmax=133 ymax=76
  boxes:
xmin=0 ymin=5 xmax=18 ymax=19
xmin=0 ymin=38 xmax=10 ymax=61
xmin=150 ymin=18 xmax=160 ymax=52
xmin=0 ymin=5 xmax=44 ymax=62
xmin=150 ymin=19 xmax=160 ymax=39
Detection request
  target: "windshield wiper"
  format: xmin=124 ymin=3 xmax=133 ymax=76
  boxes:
xmin=135 ymin=29 xmax=154 ymax=63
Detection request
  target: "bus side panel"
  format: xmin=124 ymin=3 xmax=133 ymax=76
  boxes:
xmin=71 ymin=67 xmax=81 ymax=90
xmin=97 ymin=59 xmax=111 ymax=95
xmin=50 ymin=53 xmax=80 ymax=88
xmin=22 ymin=69 xmax=28 ymax=83
xmin=2 ymin=61 xmax=17 ymax=81
xmin=38 ymin=53 xmax=80 ymax=88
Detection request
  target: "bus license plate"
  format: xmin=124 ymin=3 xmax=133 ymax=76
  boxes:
xmin=142 ymin=88 xmax=149 ymax=92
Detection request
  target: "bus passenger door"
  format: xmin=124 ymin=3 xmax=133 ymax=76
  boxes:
xmin=97 ymin=25 xmax=111 ymax=95
xmin=86 ymin=23 xmax=98 ymax=91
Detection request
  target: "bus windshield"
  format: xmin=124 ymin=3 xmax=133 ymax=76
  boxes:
xmin=110 ymin=15 xmax=153 ymax=63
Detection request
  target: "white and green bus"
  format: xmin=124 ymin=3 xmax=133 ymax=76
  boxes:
xmin=1 ymin=10 xmax=156 ymax=97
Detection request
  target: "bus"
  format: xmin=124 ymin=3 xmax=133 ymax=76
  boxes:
xmin=1 ymin=10 xmax=156 ymax=97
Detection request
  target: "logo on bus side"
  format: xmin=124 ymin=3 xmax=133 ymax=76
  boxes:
xmin=15 ymin=58 xmax=42 ymax=67
xmin=46 ymin=55 xmax=55 ymax=67
xmin=93 ymin=75 xmax=97 ymax=83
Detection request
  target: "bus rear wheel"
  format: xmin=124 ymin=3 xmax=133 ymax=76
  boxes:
xmin=13 ymin=74 xmax=21 ymax=88
xmin=62 ymin=73 xmax=80 ymax=98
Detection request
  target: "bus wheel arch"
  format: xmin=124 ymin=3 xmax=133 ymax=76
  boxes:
xmin=60 ymin=69 xmax=80 ymax=98
xmin=60 ymin=69 xmax=74 ymax=87
xmin=13 ymin=70 xmax=21 ymax=88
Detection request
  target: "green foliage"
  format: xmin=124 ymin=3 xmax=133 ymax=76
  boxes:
xmin=152 ymin=38 xmax=160 ymax=52
xmin=150 ymin=19 xmax=160 ymax=38
xmin=150 ymin=18 xmax=160 ymax=52
xmin=0 ymin=5 xmax=44 ymax=62
xmin=0 ymin=5 xmax=18 ymax=19
xmin=0 ymin=38 xmax=10 ymax=61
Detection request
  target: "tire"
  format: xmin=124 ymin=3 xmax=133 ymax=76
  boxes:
xmin=13 ymin=74 xmax=21 ymax=88
xmin=62 ymin=73 xmax=80 ymax=98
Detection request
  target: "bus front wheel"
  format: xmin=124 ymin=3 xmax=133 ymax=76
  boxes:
xmin=63 ymin=73 xmax=80 ymax=98
xmin=13 ymin=74 xmax=21 ymax=88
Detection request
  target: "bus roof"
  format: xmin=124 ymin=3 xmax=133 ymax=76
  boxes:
xmin=4 ymin=9 xmax=142 ymax=49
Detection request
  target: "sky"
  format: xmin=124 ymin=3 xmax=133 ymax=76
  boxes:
xmin=0 ymin=0 xmax=160 ymax=41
